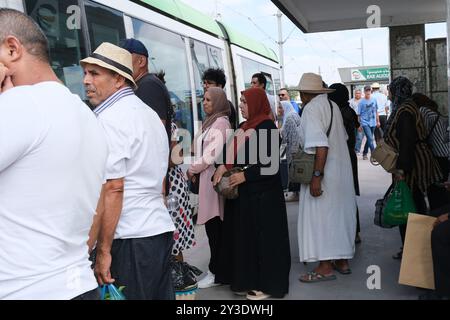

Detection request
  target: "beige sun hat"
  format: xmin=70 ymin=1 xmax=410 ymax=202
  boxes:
xmin=295 ymin=73 xmax=335 ymax=93
xmin=371 ymin=82 xmax=381 ymax=89
xmin=80 ymin=42 xmax=136 ymax=88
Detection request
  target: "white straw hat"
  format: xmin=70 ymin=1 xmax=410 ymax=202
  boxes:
xmin=295 ymin=73 xmax=335 ymax=93
xmin=81 ymin=42 xmax=136 ymax=88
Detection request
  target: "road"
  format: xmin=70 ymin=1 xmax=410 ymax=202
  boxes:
xmin=184 ymin=157 xmax=423 ymax=300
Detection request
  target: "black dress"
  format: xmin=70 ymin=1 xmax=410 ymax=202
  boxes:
xmin=215 ymin=120 xmax=291 ymax=298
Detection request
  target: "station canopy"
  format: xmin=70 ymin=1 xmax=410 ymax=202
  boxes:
xmin=271 ymin=0 xmax=446 ymax=33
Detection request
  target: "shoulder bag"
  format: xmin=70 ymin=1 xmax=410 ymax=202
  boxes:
xmin=289 ymin=99 xmax=333 ymax=185
xmin=370 ymin=140 xmax=399 ymax=173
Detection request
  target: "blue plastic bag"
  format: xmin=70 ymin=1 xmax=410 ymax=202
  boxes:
xmin=100 ymin=284 xmax=126 ymax=300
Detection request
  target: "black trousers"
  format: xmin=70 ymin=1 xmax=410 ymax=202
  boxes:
xmin=374 ymin=115 xmax=387 ymax=142
xmin=109 ymin=232 xmax=175 ymax=300
xmin=205 ymin=216 xmax=222 ymax=275
xmin=432 ymin=218 xmax=450 ymax=296
xmin=72 ymin=288 xmax=100 ymax=300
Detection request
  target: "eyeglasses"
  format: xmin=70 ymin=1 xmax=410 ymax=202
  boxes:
xmin=278 ymin=94 xmax=286 ymax=97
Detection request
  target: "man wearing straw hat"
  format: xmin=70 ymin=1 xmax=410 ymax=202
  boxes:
xmin=81 ymin=42 xmax=175 ymax=300
xmin=294 ymin=73 xmax=356 ymax=283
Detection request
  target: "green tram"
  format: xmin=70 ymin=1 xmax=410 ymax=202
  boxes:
xmin=4 ymin=0 xmax=281 ymax=139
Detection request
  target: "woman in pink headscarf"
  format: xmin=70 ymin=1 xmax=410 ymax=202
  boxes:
xmin=187 ymin=87 xmax=231 ymax=288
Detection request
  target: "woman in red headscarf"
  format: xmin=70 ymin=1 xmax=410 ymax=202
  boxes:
xmin=212 ymin=88 xmax=291 ymax=300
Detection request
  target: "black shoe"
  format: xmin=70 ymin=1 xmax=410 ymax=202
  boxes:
xmin=392 ymin=249 xmax=403 ymax=260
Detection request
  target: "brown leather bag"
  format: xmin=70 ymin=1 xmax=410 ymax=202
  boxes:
xmin=370 ymin=140 xmax=398 ymax=173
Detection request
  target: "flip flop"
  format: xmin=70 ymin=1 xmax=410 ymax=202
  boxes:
xmin=299 ymin=271 xmax=337 ymax=283
xmin=332 ymin=263 xmax=352 ymax=275
xmin=246 ymin=290 xmax=271 ymax=300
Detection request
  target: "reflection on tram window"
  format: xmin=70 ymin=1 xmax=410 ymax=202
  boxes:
xmin=190 ymin=40 xmax=224 ymax=123
xmin=132 ymin=18 xmax=194 ymax=144
xmin=84 ymin=1 xmax=126 ymax=48
xmin=25 ymin=0 xmax=86 ymax=98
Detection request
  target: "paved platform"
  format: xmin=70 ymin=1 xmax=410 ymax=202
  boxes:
xmin=184 ymin=157 xmax=423 ymax=300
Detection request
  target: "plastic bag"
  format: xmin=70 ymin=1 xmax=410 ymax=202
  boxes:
xmin=170 ymin=257 xmax=202 ymax=291
xmin=100 ymin=284 xmax=126 ymax=300
xmin=384 ymin=181 xmax=416 ymax=226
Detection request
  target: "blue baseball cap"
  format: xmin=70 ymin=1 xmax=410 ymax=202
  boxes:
xmin=119 ymin=38 xmax=149 ymax=58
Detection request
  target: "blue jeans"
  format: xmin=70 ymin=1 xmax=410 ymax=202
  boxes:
xmin=362 ymin=126 xmax=375 ymax=156
xmin=355 ymin=129 xmax=364 ymax=153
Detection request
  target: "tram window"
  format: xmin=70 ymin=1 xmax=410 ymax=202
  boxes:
xmin=24 ymin=0 xmax=87 ymax=98
xmin=241 ymin=57 xmax=260 ymax=89
xmin=132 ymin=18 xmax=194 ymax=144
xmin=85 ymin=1 xmax=126 ymax=49
xmin=207 ymin=45 xmax=223 ymax=69
xmin=190 ymin=40 xmax=209 ymax=123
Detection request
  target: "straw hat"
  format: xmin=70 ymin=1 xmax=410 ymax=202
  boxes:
xmin=372 ymin=82 xmax=381 ymax=89
xmin=80 ymin=42 xmax=136 ymax=88
xmin=295 ymin=73 xmax=335 ymax=94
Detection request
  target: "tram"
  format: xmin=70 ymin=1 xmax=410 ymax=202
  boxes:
xmin=4 ymin=0 xmax=281 ymax=139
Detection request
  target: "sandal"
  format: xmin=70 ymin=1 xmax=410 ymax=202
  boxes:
xmin=332 ymin=262 xmax=352 ymax=275
xmin=246 ymin=290 xmax=271 ymax=300
xmin=299 ymin=271 xmax=337 ymax=283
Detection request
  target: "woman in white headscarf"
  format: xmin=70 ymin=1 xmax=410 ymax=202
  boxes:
xmin=278 ymin=101 xmax=301 ymax=200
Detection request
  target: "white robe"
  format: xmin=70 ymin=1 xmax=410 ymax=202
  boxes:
xmin=297 ymin=94 xmax=356 ymax=262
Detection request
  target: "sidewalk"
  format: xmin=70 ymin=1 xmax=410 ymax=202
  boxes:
xmin=184 ymin=157 xmax=422 ymax=300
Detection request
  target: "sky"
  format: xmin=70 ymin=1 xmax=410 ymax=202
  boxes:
xmin=182 ymin=0 xmax=447 ymax=87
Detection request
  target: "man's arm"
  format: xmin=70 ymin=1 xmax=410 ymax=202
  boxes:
xmin=310 ymin=147 xmax=328 ymax=197
xmin=94 ymin=178 xmax=125 ymax=285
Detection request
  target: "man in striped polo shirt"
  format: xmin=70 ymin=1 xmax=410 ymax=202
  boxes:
xmin=82 ymin=43 xmax=175 ymax=300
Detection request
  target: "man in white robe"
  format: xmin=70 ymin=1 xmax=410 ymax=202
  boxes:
xmin=295 ymin=73 xmax=356 ymax=282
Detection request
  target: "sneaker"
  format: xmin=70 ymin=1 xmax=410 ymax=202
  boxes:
xmin=197 ymin=271 xmax=221 ymax=289
xmin=363 ymin=155 xmax=368 ymax=160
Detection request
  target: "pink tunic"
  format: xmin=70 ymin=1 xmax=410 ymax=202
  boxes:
xmin=189 ymin=117 xmax=231 ymax=225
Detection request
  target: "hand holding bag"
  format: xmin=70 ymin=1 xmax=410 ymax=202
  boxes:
xmin=289 ymin=99 xmax=333 ymax=184
xmin=214 ymin=167 xmax=248 ymax=200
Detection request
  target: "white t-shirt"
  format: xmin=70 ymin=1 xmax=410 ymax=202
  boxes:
xmin=372 ymin=91 xmax=388 ymax=116
xmin=0 ymin=82 xmax=108 ymax=300
xmin=96 ymin=93 xmax=175 ymax=240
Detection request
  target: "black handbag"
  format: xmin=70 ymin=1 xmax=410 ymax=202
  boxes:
xmin=189 ymin=174 xmax=200 ymax=194
xmin=374 ymin=184 xmax=395 ymax=229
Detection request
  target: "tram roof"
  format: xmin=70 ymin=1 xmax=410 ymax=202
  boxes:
xmin=137 ymin=0 xmax=278 ymax=62
xmin=271 ymin=0 xmax=446 ymax=33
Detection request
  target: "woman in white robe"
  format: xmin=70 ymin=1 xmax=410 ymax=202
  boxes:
xmin=297 ymin=92 xmax=357 ymax=282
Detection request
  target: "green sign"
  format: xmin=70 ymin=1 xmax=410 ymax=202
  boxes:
xmin=351 ymin=68 xmax=390 ymax=81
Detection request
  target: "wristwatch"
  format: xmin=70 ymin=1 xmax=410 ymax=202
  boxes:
xmin=313 ymin=170 xmax=324 ymax=178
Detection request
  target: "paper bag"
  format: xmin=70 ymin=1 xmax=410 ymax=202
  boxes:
xmin=399 ymin=213 xmax=436 ymax=290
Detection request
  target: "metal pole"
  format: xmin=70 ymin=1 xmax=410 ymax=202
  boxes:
xmin=277 ymin=10 xmax=286 ymax=88
xmin=447 ymin=0 xmax=450 ymax=162
xmin=361 ymin=37 xmax=365 ymax=66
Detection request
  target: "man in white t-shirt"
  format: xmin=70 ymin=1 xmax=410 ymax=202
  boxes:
xmin=81 ymin=43 xmax=175 ymax=300
xmin=0 ymin=9 xmax=108 ymax=300
xmin=371 ymin=83 xmax=389 ymax=142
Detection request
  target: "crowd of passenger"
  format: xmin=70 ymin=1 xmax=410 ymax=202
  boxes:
xmin=0 ymin=9 xmax=448 ymax=301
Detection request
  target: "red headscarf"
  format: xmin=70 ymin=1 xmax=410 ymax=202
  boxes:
xmin=241 ymin=88 xmax=273 ymax=130
xmin=224 ymin=88 xmax=273 ymax=169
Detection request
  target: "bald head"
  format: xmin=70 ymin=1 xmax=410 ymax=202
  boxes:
xmin=0 ymin=8 xmax=49 ymax=63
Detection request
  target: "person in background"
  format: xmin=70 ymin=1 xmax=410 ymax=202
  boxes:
xmin=279 ymin=101 xmax=301 ymax=202
xmin=279 ymin=88 xmax=301 ymax=115
xmin=358 ymin=86 xmax=380 ymax=160
xmin=329 ymin=83 xmax=362 ymax=244
xmin=372 ymin=83 xmax=389 ymax=142
xmin=350 ymin=89 xmax=364 ymax=155
xmin=251 ymin=72 xmax=277 ymax=121
xmin=187 ymin=87 xmax=231 ymax=289
xmin=213 ymin=87 xmax=291 ymax=300
xmin=0 ymin=9 xmax=108 ymax=300
xmin=82 ymin=42 xmax=175 ymax=300
xmin=202 ymin=68 xmax=237 ymax=130
xmin=384 ymin=76 xmax=442 ymax=260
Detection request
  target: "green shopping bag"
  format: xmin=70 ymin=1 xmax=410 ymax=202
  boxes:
xmin=384 ymin=181 xmax=417 ymax=226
